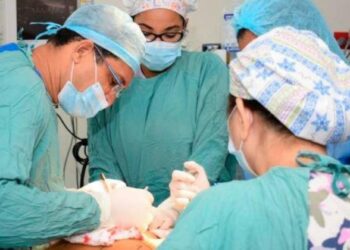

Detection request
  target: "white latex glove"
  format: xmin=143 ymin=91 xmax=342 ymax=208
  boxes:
xmin=170 ymin=161 xmax=210 ymax=211
xmin=169 ymin=170 xmax=197 ymax=211
xmin=149 ymin=198 xmax=179 ymax=238
xmin=81 ymin=179 xmax=154 ymax=231
xmin=110 ymin=186 xmax=154 ymax=231
xmin=184 ymin=161 xmax=210 ymax=191
xmin=80 ymin=179 xmax=126 ymax=227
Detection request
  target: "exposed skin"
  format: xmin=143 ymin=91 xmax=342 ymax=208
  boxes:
xmin=228 ymin=97 xmax=327 ymax=176
xmin=32 ymin=40 xmax=134 ymax=105
xmin=134 ymin=8 xmax=187 ymax=78
xmin=237 ymin=29 xmax=258 ymax=50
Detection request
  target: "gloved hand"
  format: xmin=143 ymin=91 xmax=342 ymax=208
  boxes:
xmin=184 ymin=161 xmax=210 ymax=191
xmin=81 ymin=179 xmax=154 ymax=231
xmin=169 ymin=170 xmax=197 ymax=211
xmin=170 ymin=161 xmax=210 ymax=211
xmin=149 ymin=198 xmax=180 ymax=239
xmin=110 ymin=186 xmax=154 ymax=231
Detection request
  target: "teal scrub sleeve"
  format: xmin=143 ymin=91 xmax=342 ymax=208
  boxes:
xmin=189 ymin=53 xmax=230 ymax=183
xmin=88 ymin=112 xmax=124 ymax=182
xmin=0 ymin=87 xmax=100 ymax=247
xmin=0 ymin=180 xmax=100 ymax=247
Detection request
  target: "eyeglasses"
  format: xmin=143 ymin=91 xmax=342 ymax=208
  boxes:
xmin=95 ymin=46 xmax=125 ymax=97
xmin=142 ymin=30 xmax=185 ymax=43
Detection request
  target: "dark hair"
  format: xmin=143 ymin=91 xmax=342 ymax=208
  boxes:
xmin=48 ymin=28 xmax=116 ymax=62
xmin=237 ymin=28 xmax=248 ymax=40
xmin=180 ymin=15 xmax=187 ymax=28
xmin=227 ymin=95 xmax=292 ymax=136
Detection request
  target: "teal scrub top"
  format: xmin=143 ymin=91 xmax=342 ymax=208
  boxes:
xmin=0 ymin=44 xmax=100 ymax=248
xmin=88 ymin=51 xmax=232 ymax=205
xmin=159 ymin=167 xmax=310 ymax=250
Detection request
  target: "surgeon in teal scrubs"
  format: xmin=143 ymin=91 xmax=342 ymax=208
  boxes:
xmin=160 ymin=27 xmax=350 ymax=250
xmin=233 ymin=0 xmax=350 ymax=165
xmin=88 ymin=0 xmax=231 ymax=207
xmin=0 ymin=5 xmax=154 ymax=248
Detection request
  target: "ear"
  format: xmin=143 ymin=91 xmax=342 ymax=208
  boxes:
xmin=238 ymin=30 xmax=258 ymax=50
xmin=184 ymin=18 xmax=189 ymax=29
xmin=72 ymin=40 xmax=95 ymax=64
xmin=235 ymin=98 xmax=253 ymax=142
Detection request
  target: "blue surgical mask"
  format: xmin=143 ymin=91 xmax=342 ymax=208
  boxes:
xmin=228 ymin=107 xmax=257 ymax=179
xmin=228 ymin=137 xmax=257 ymax=179
xmin=58 ymin=56 xmax=109 ymax=119
xmin=142 ymin=41 xmax=182 ymax=72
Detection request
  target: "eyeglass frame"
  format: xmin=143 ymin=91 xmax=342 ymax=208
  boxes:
xmin=142 ymin=30 xmax=186 ymax=43
xmin=94 ymin=45 xmax=125 ymax=97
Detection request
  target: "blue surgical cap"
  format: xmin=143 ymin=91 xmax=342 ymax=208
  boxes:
xmin=35 ymin=4 xmax=146 ymax=73
xmin=233 ymin=0 xmax=349 ymax=64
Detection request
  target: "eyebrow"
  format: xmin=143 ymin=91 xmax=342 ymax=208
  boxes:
xmin=138 ymin=23 xmax=154 ymax=30
xmin=138 ymin=23 xmax=182 ymax=32
xmin=164 ymin=25 xmax=182 ymax=31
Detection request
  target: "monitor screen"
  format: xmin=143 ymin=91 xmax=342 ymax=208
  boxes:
xmin=17 ymin=0 xmax=78 ymax=40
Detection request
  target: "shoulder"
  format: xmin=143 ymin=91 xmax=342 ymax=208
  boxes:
xmin=182 ymin=181 xmax=259 ymax=227
xmin=179 ymin=50 xmax=228 ymax=72
xmin=188 ymin=167 xmax=310 ymax=220
xmin=0 ymin=49 xmax=45 ymax=106
xmin=173 ymin=51 xmax=229 ymax=91
xmin=161 ymin=181 xmax=266 ymax=250
xmin=0 ymin=49 xmax=50 ymax=130
xmin=190 ymin=169 xmax=309 ymax=243
xmin=265 ymin=167 xmax=310 ymax=189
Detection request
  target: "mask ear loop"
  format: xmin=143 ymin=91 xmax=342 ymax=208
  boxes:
xmin=239 ymin=140 xmax=244 ymax=151
xmin=93 ymin=51 xmax=110 ymax=107
xmin=227 ymin=105 xmax=238 ymax=148
xmin=70 ymin=62 xmax=75 ymax=82
xmin=93 ymin=52 xmax=98 ymax=83
xmin=239 ymin=139 xmax=258 ymax=176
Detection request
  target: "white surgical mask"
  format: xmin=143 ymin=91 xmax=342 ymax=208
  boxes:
xmin=228 ymin=138 xmax=257 ymax=179
xmin=58 ymin=54 xmax=109 ymax=118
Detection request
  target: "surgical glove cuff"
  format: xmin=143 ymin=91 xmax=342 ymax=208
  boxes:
xmin=80 ymin=179 xmax=126 ymax=228
xmin=84 ymin=189 xmax=112 ymax=227
xmin=160 ymin=198 xmax=181 ymax=215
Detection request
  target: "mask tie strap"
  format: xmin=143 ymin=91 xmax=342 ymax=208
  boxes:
xmin=93 ymin=53 xmax=98 ymax=83
xmin=70 ymin=62 xmax=75 ymax=82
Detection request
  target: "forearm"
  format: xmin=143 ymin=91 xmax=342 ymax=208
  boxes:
xmin=0 ymin=180 xmax=100 ymax=247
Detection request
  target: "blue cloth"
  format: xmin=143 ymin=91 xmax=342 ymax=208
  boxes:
xmin=0 ymin=44 xmax=100 ymax=247
xmin=233 ymin=0 xmax=349 ymax=64
xmin=0 ymin=43 xmax=19 ymax=53
xmin=327 ymin=141 xmax=350 ymax=164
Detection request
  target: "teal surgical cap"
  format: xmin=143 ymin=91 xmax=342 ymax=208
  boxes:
xmin=233 ymin=0 xmax=349 ymax=64
xmin=35 ymin=4 xmax=146 ymax=73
